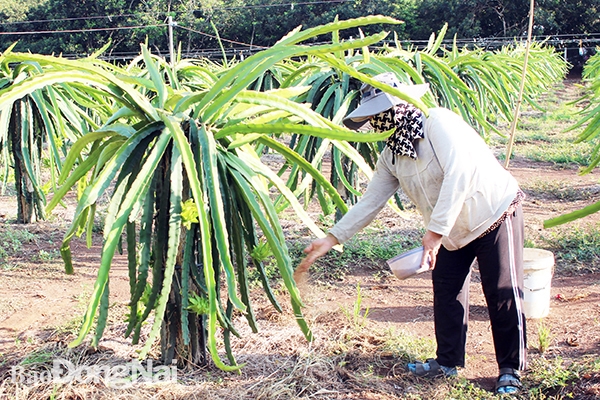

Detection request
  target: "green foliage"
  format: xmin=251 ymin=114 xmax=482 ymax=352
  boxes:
xmin=540 ymin=224 xmax=600 ymax=273
xmin=545 ymin=51 xmax=600 ymax=227
xmin=288 ymin=229 xmax=423 ymax=283
xmin=518 ymin=140 xmax=592 ymax=165
xmin=0 ymin=0 xmax=45 ymax=21
xmin=250 ymin=239 xmax=272 ymax=263
xmin=35 ymin=249 xmax=60 ymax=261
xmin=2 ymin=0 xmax=598 ymax=58
xmin=0 ymin=16 xmax=408 ymax=371
xmin=340 ymin=283 xmax=370 ymax=330
xmin=0 ymin=48 xmax=111 ymax=223
xmin=0 ymin=224 xmax=35 ymax=267
xmin=382 ymin=327 xmax=436 ymax=363
xmin=521 ymin=178 xmax=598 ymax=202
xmin=188 ymin=293 xmax=210 ymax=315
xmin=569 ymin=51 xmax=600 ymax=173
xmin=180 ymin=198 xmax=199 ymax=229
xmin=527 ymin=356 xmax=579 ymax=392
xmin=537 ymin=321 xmax=552 ymax=354
xmin=447 ymin=378 xmax=495 ymax=399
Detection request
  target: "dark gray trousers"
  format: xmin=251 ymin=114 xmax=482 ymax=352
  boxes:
xmin=432 ymin=204 xmax=527 ymax=371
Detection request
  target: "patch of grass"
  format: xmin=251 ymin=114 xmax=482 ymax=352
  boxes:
xmin=521 ymin=178 xmax=600 ymax=201
xmin=382 ymin=327 xmax=436 ymax=363
xmin=0 ymin=224 xmax=36 ymax=269
xmin=493 ymin=85 xmax=594 ymax=166
xmin=246 ymin=257 xmax=280 ymax=287
xmin=348 ymin=231 xmax=424 ymax=261
xmin=448 ymin=378 xmax=496 ymax=399
xmin=289 ymin=231 xmax=424 ymax=282
xmin=541 ymin=224 xmax=600 ymax=273
xmin=20 ymin=349 xmax=55 ymax=366
xmin=0 ymin=225 xmax=35 ymax=254
xmin=526 ymin=356 xmax=579 ymax=394
xmin=517 ymin=140 xmax=593 ymax=166
xmin=34 ymin=249 xmax=60 ymax=262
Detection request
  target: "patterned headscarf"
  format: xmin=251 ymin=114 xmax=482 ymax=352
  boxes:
xmin=370 ymin=103 xmax=424 ymax=159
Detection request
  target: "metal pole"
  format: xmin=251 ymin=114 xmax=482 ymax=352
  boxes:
xmin=504 ymin=0 xmax=535 ymax=169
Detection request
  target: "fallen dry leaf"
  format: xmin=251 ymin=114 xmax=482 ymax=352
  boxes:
xmin=566 ymin=336 xmax=580 ymax=347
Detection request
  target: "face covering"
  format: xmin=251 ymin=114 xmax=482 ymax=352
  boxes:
xmin=370 ymin=102 xmax=424 ymax=159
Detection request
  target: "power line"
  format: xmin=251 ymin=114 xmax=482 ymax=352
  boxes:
xmin=0 ymin=13 xmax=142 ymax=26
xmin=0 ymin=24 xmax=166 ymax=36
xmin=210 ymin=0 xmax=351 ymax=10
xmin=176 ymin=25 xmax=268 ymax=49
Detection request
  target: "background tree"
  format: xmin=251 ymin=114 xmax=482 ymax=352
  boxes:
xmin=535 ymin=0 xmax=600 ymax=36
xmin=2 ymin=0 xmax=598 ymax=60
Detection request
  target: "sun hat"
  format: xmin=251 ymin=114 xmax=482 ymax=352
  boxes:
xmin=343 ymin=72 xmax=429 ymax=130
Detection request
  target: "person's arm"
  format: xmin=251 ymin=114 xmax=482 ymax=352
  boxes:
xmin=297 ymin=151 xmax=400 ymax=273
xmin=295 ymin=233 xmax=339 ymax=277
xmin=422 ymin=229 xmax=443 ymax=269
xmin=328 ymin=151 xmax=401 ymax=244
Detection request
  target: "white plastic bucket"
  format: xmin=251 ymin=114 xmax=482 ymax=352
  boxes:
xmin=522 ymin=248 xmax=555 ymax=319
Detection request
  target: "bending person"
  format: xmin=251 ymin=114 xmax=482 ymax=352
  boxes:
xmin=297 ymin=72 xmax=527 ymax=395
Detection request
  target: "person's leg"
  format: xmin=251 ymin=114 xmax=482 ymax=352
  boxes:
xmin=431 ymin=245 xmax=476 ymax=368
xmin=474 ymin=205 xmax=527 ymax=372
xmin=474 ymin=205 xmax=527 ymax=394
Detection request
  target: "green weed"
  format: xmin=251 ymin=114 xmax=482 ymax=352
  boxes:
xmin=35 ymin=249 xmax=60 ymax=262
xmin=188 ymin=293 xmax=210 ymax=315
xmin=20 ymin=349 xmax=55 ymax=366
xmin=526 ymin=356 xmax=578 ymax=393
xmin=0 ymin=225 xmax=35 ymax=255
xmin=541 ymin=224 xmax=600 ymax=273
xmin=517 ymin=140 xmax=592 ymax=166
xmin=246 ymin=257 xmax=280 ymax=286
xmin=522 ymin=178 xmax=599 ymax=201
xmin=382 ymin=327 xmax=436 ymax=363
xmin=0 ymin=224 xmax=36 ymax=269
xmin=340 ymin=283 xmax=370 ymax=331
xmin=448 ymin=378 xmax=496 ymax=399
xmin=537 ymin=320 xmax=552 ymax=354
xmin=288 ymin=231 xmax=423 ymax=282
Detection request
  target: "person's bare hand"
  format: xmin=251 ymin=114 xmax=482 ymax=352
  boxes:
xmin=422 ymin=230 xmax=443 ymax=269
xmin=294 ymin=234 xmax=339 ymax=284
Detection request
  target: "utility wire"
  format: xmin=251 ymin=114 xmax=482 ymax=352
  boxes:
xmin=211 ymin=0 xmax=350 ymax=10
xmin=0 ymin=24 xmax=167 ymax=36
xmin=0 ymin=13 xmax=142 ymax=26
xmin=176 ymin=25 xmax=268 ymax=49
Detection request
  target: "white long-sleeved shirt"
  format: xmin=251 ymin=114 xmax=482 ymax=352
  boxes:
xmin=329 ymin=107 xmax=519 ymax=251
